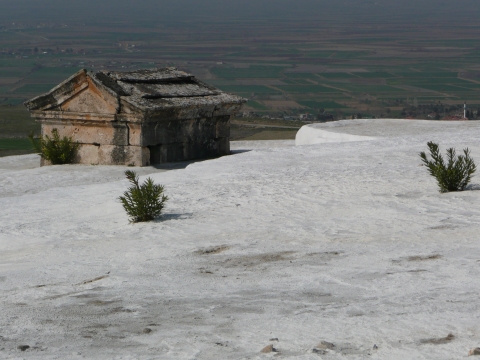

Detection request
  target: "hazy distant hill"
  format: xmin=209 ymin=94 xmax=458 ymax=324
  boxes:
xmin=0 ymin=0 xmax=479 ymax=25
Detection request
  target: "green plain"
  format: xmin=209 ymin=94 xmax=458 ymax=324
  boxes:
xmin=216 ymin=85 xmax=281 ymax=95
xmin=246 ymin=101 xmax=269 ymax=110
xmin=0 ymin=138 xmax=32 ymax=150
xmin=277 ymin=85 xmax=340 ymax=93
xmin=297 ymin=100 xmax=346 ymax=109
xmin=211 ymin=65 xmax=289 ymax=79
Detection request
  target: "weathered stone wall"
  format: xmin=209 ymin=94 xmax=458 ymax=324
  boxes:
xmin=75 ymin=144 xmax=149 ymax=166
xmin=38 ymin=120 xmax=147 ymax=166
xmin=40 ymin=144 xmax=148 ymax=167
xmin=141 ymin=115 xmax=230 ymax=164
xmin=149 ymin=137 xmax=229 ymax=164
xmin=41 ymin=122 xmax=128 ymax=147
xmin=36 ymin=114 xmax=231 ymax=166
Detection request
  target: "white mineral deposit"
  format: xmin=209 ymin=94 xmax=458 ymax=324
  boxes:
xmin=1 ymin=119 xmax=480 ymax=359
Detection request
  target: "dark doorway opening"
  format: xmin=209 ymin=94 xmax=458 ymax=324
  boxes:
xmin=149 ymin=144 xmax=162 ymax=165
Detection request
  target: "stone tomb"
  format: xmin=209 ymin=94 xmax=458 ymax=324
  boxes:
xmin=24 ymin=67 xmax=246 ymax=166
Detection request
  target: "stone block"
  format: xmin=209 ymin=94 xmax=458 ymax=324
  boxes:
xmin=142 ymin=120 xmax=183 ymax=146
xmin=76 ymin=144 xmax=100 ymax=164
xmin=41 ymin=122 xmax=128 ymax=146
xmin=216 ymin=137 xmax=230 ymax=155
xmin=215 ymin=117 xmax=230 ymax=138
xmin=213 ymin=104 xmax=243 ymax=117
xmin=128 ymin=123 xmax=142 ymax=146
xmin=176 ymin=105 xmax=216 ymax=120
xmin=40 ymin=158 xmax=51 ymax=166
xmin=164 ymin=142 xmax=185 ymax=163
xmin=97 ymin=145 xmax=149 ymax=166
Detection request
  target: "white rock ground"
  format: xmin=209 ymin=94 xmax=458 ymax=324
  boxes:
xmin=1 ymin=119 xmax=480 ymax=359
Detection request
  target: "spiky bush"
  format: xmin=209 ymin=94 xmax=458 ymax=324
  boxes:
xmin=119 ymin=170 xmax=168 ymax=222
xmin=419 ymin=141 xmax=476 ymax=193
xmin=29 ymin=128 xmax=79 ymax=165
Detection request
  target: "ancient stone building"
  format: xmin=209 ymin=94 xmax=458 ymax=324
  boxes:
xmin=24 ymin=68 xmax=246 ymax=166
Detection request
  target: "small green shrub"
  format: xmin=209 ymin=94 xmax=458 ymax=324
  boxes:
xmin=119 ymin=170 xmax=168 ymax=223
xmin=419 ymin=141 xmax=476 ymax=193
xmin=28 ymin=128 xmax=79 ymax=165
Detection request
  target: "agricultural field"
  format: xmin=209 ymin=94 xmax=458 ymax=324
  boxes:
xmin=0 ymin=138 xmax=33 ymax=157
xmin=2 ymin=5 xmax=480 ymax=153
xmin=0 ymin=105 xmax=38 ymax=156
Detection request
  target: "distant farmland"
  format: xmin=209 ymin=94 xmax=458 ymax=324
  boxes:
xmin=2 ymin=13 xmax=480 ymax=151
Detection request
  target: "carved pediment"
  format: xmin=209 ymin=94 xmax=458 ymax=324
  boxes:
xmin=24 ymin=69 xmax=120 ymax=115
xmin=54 ymin=79 xmax=117 ymax=114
